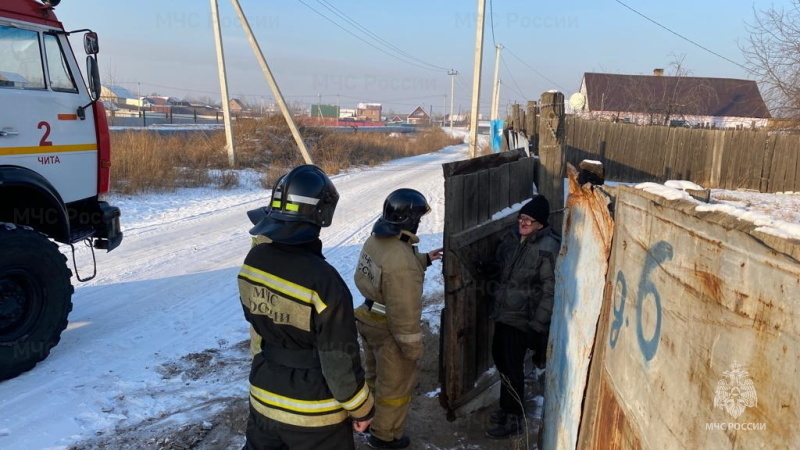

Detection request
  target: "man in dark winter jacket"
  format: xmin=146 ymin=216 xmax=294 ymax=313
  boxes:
xmin=484 ymin=195 xmax=560 ymax=439
xmin=238 ymin=165 xmax=374 ymax=450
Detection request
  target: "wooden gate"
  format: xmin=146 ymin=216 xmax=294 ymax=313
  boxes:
xmin=438 ymin=149 xmax=537 ymax=417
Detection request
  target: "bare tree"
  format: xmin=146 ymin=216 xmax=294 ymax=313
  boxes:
xmin=624 ymin=54 xmax=717 ymax=125
xmin=741 ymin=2 xmax=800 ymax=120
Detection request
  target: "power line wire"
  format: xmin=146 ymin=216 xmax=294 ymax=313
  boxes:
xmin=504 ymin=47 xmax=567 ymax=91
xmin=500 ymin=80 xmax=527 ymax=101
xmin=315 ymin=0 xmax=450 ymax=72
xmin=297 ymin=0 xmax=444 ymax=72
xmin=500 ymin=54 xmax=528 ymax=100
xmin=489 ymin=0 xmax=497 ymax=47
xmin=613 ymin=0 xmax=748 ymax=71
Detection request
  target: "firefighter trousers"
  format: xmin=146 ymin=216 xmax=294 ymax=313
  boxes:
xmin=357 ymin=320 xmax=418 ymax=442
xmin=244 ymin=405 xmax=355 ymax=450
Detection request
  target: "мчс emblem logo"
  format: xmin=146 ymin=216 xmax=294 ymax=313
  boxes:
xmin=713 ymin=362 xmax=758 ymax=419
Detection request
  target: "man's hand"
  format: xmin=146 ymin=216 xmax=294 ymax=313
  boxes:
xmin=353 ymin=418 xmax=372 ymax=432
xmin=428 ymin=247 xmax=443 ymax=261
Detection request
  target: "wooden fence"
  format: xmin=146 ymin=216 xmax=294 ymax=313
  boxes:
xmin=439 ymin=149 xmax=537 ymax=417
xmin=564 ymin=117 xmax=800 ymax=193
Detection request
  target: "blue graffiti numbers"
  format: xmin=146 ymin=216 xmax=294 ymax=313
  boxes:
xmin=609 ymin=241 xmax=672 ymax=361
xmin=609 ymin=271 xmax=627 ymax=348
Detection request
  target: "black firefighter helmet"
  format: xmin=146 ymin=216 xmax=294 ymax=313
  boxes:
xmin=250 ymin=165 xmax=339 ymax=243
xmin=246 ymin=173 xmax=286 ymax=227
xmin=373 ymin=188 xmax=431 ymax=236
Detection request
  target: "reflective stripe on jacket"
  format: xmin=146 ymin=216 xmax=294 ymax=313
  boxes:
xmin=239 ymin=239 xmax=374 ymax=427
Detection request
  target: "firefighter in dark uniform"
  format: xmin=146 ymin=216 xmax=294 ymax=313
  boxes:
xmin=238 ymin=165 xmax=374 ymax=450
xmin=353 ymin=189 xmax=442 ymax=449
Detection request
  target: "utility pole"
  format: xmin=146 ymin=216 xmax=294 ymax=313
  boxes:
xmin=229 ymin=0 xmax=313 ymax=164
xmin=490 ymin=44 xmax=503 ymax=120
xmin=137 ymin=81 xmax=143 ymax=127
xmin=468 ymin=0 xmax=487 ymax=158
xmin=442 ymin=95 xmax=446 ymax=127
xmin=448 ymin=69 xmax=458 ymax=129
xmin=317 ymin=93 xmax=322 ymax=123
xmin=210 ymin=0 xmax=236 ymax=166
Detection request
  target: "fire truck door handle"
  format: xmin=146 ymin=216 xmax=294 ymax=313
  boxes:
xmin=0 ymin=129 xmax=20 ymax=137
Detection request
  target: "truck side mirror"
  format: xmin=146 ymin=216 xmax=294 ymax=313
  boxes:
xmin=84 ymin=32 xmax=99 ymax=55
xmin=86 ymin=56 xmax=101 ymax=101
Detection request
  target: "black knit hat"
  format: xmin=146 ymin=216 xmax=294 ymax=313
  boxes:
xmin=519 ymin=195 xmax=550 ymax=226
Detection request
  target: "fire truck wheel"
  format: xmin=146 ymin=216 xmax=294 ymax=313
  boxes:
xmin=0 ymin=225 xmax=73 ymax=381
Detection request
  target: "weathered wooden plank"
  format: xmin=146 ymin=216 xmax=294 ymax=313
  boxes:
xmin=662 ymin=127 xmax=677 ymax=180
xmin=685 ymin=128 xmax=703 ymax=182
xmin=718 ymin=130 xmax=734 ymax=190
xmin=441 ymin=148 xmax=526 ymax=178
xmin=448 ymin=175 xmax=465 ymax=234
xmin=526 ymin=101 xmax=538 ymax=142
xmin=509 ymin=159 xmax=533 ymax=205
xmin=476 ymin=169 xmax=490 ymax=223
xmin=759 ymin=133 xmax=777 ymax=192
xmin=441 ymin=174 xmax=463 ymax=411
xmin=498 ymin=163 xmax=511 ymax=212
xmin=770 ymin=134 xmax=790 ymax=193
xmin=726 ymin=130 xmax=745 ymax=189
xmin=781 ymin=134 xmax=800 ymax=192
xmin=450 ymin=214 xmax=519 ymax=250
xmin=544 ymin=163 xmax=615 ymax=450
xmin=521 ymin=156 xmax=537 ymax=198
xmin=488 ymin=166 xmax=504 ymax=214
xmin=461 ymin=173 xmax=481 ymax=229
xmin=538 ymin=91 xmax=566 ymax=232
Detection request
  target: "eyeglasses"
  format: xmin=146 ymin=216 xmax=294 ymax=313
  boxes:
xmin=518 ymin=216 xmax=536 ymax=226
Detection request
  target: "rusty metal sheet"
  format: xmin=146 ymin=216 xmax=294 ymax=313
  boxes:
xmin=591 ymin=185 xmax=800 ymax=449
xmin=543 ymin=163 xmax=615 ymax=450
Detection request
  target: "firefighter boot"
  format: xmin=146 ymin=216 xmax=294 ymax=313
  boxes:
xmin=367 ymin=433 xmax=410 ymax=449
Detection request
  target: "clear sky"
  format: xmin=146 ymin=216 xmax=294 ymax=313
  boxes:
xmin=56 ymin=0 xmax=791 ymax=116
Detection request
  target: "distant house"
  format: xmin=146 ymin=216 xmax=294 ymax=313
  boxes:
xmin=445 ymin=113 xmax=466 ymax=125
xmin=406 ymin=106 xmax=431 ymax=125
xmin=101 ymin=84 xmax=141 ymax=108
xmin=575 ymin=71 xmax=771 ymax=128
xmin=356 ymin=103 xmax=382 ymax=122
xmin=138 ymin=96 xmax=164 ymax=112
xmin=229 ymin=98 xmax=247 ymax=114
xmin=389 ymin=114 xmax=409 ymax=123
xmin=339 ymin=108 xmax=357 ymax=119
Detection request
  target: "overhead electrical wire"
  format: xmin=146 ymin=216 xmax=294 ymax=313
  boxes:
xmin=613 ymin=0 xmax=748 ymax=70
xmin=504 ymin=47 xmax=567 ymax=91
xmin=489 ymin=0 xmax=497 ymax=47
xmin=500 ymin=79 xmax=527 ymax=101
xmin=500 ymin=55 xmax=528 ymax=100
xmin=315 ymin=0 xmax=450 ymax=72
xmin=297 ymin=0 xmax=447 ymax=73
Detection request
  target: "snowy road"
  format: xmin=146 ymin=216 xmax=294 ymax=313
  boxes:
xmin=0 ymin=144 xmax=468 ymax=450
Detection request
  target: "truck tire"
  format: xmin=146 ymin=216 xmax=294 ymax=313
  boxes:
xmin=0 ymin=224 xmax=73 ymax=380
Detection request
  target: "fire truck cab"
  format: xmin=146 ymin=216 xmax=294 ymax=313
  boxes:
xmin=0 ymin=0 xmax=122 ymax=380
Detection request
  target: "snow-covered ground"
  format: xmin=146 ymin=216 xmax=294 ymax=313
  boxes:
xmin=0 ymin=144 xmax=466 ymax=450
xmin=0 ymin=137 xmax=797 ymax=449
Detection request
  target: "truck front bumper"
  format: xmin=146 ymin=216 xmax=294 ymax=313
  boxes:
xmin=93 ymin=201 xmax=122 ymax=251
